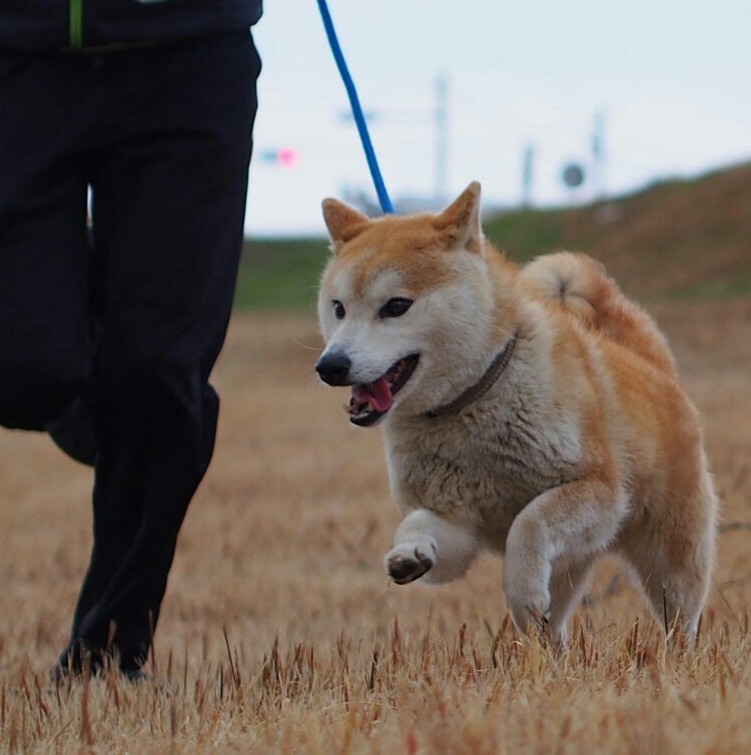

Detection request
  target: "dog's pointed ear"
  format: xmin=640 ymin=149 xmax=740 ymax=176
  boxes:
xmin=433 ymin=181 xmax=483 ymax=254
xmin=322 ymin=198 xmax=370 ymax=252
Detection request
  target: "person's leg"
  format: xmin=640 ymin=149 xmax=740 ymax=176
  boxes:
xmin=0 ymin=53 xmax=93 ymax=431
xmin=59 ymin=32 xmax=261 ymax=673
xmin=45 ymin=224 xmax=100 ymax=467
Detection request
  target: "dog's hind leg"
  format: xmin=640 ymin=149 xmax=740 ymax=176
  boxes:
xmin=385 ymin=509 xmax=480 ymax=585
xmin=623 ymin=523 xmax=714 ymax=645
xmin=624 ymin=546 xmax=711 ymax=647
xmin=619 ymin=465 xmax=717 ymax=645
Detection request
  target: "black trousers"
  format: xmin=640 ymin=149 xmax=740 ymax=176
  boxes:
xmin=0 ymin=31 xmax=260 ymax=671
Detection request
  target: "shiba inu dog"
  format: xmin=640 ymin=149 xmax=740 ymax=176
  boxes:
xmin=315 ymin=183 xmax=717 ymax=644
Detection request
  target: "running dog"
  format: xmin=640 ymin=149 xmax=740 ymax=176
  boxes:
xmin=315 ymin=183 xmax=717 ymax=644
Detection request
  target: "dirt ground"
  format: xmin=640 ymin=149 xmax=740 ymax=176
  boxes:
xmin=1 ymin=296 xmax=750 ymax=753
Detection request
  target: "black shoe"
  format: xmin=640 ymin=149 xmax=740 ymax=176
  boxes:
xmin=46 ymin=396 xmax=97 ymax=466
xmin=50 ymin=662 xmax=151 ymax=684
xmin=50 ymin=645 xmax=150 ymax=684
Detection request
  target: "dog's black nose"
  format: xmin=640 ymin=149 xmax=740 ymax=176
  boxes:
xmin=316 ymin=352 xmax=352 ymax=386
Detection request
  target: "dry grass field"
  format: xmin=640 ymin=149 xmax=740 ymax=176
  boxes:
xmin=1 ymin=294 xmax=750 ymax=753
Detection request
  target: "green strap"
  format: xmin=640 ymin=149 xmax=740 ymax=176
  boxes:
xmin=69 ymin=0 xmax=83 ymax=50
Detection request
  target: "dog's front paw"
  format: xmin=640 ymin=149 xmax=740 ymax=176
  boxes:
xmin=505 ymin=584 xmax=551 ymax=634
xmin=385 ymin=544 xmax=434 ymax=584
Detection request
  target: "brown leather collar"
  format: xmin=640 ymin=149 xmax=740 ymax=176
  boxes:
xmin=426 ymin=331 xmax=518 ymax=419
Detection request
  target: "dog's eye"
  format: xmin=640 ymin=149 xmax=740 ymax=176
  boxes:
xmin=332 ymin=300 xmax=345 ymax=320
xmin=379 ymin=297 xmax=413 ymax=319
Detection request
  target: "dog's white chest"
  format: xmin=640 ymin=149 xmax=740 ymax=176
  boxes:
xmin=385 ymin=404 xmax=581 ymax=546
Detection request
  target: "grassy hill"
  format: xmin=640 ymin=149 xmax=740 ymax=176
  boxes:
xmin=235 ymin=236 xmax=326 ymax=311
xmin=235 ymin=161 xmax=751 ymax=311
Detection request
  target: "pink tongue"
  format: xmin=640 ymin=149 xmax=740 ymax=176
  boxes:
xmin=353 ymin=378 xmax=393 ymax=413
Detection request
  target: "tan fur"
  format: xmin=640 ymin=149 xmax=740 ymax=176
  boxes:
xmin=520 ymin=252 xmax=677 ymax=375
xmin=317 ymin=184 xmax=718 ymax=645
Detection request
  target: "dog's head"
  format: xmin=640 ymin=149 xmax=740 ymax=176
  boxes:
xmin=316 ymin=182 xmax=515 ymax=426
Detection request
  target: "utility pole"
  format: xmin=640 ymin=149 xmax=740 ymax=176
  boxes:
xmin=592 ymin=111 xmax=606 ymax=199
xmin=521 ymin=144 xmax=535 ymax=207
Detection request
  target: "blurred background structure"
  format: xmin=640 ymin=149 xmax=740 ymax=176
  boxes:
xmin=247 ymin=0 xmax=751 ymax=236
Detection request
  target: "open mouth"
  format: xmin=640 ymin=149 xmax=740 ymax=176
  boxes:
xmin=347 ymin=354 xmax=420 ymax=426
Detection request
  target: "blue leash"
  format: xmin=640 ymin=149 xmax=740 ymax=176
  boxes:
xmin=316 ymin=0 xmax=395 ymax=215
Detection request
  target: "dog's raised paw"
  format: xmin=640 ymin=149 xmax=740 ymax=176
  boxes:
xmin=387 ymin=548 xmax=434 ymax=584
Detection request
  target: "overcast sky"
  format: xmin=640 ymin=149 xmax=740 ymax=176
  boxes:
xmin=246 ymin=0 xmax=751 ymax=236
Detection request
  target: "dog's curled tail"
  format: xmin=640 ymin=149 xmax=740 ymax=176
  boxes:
xmin=519 ymin=251 xmax=677 ymax=375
